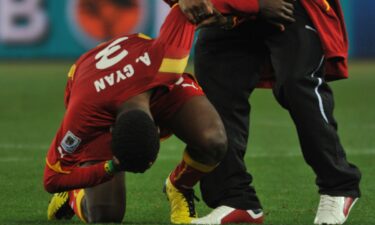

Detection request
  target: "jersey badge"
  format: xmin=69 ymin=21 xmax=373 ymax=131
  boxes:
xmin=60 ymin=131 xmax=81 ymax=153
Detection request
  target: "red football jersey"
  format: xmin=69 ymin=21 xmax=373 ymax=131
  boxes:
xmin=46 ymin=5 xmax=195 ymax=170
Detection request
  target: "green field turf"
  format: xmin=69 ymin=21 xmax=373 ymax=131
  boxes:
xmin=0 ymin=61 xmax=374 ymax=225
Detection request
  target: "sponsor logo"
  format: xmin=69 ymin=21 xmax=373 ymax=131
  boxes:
xmin=176 ymin=77 xmax=199 ymax=90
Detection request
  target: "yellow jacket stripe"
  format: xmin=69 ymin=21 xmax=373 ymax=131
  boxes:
xmin=159 ymin=56 xmax=189 ymax=74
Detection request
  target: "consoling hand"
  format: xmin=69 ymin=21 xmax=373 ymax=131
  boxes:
xmin=179 ymin=0 xmax=214 ymax=24
xmin=259 ymin=0 xmax=296 ymax=31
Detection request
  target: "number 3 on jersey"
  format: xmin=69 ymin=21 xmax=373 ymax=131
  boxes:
xmin=95 ymin=37 xmax=129 ymax=70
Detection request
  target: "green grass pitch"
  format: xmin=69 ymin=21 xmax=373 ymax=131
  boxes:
xmin=0 ymin=61 xmax=374 ymax=225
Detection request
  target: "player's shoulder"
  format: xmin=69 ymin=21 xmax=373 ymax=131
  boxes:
xmin=76 ymin=33 xmax=154 ymax=65
xmin=97 ymin=33 xmax=153 ymax=50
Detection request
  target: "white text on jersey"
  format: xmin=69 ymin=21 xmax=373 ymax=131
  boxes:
xmin=94 ymin=64 xmax=134 ymax=93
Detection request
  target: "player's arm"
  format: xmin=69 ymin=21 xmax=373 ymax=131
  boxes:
xmin=44 ymin=159 xmax=121 ymax=193
xmin=211 ymin=0 xmax=260 ymax=15
xmin=163 ymin=0 xmax=214 ymax=24
xmin=152 ymin=4 xmax=197 ymax=76
xmin=166 ymin=0 xmax=295 ymax=31
xmin=155 ymin=3 xmax=227 ymax=53
xmin=154 ymin=4 xmax=195 ymax=54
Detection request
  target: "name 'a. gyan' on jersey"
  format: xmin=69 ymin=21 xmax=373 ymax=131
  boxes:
xmin=93 ymin=37 xmax=152 ymax=93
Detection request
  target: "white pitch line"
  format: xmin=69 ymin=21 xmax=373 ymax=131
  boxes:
xmin=0 ymin=149 xmax=374 ymax=163
xmin=245 ymin=149 xmax=375 ymax=158
xmin=161 ymin=145 xmax=375 ymax=156
xmin=0 ymin=157 xmax=33 ymax=162
xmin=157 ymin=149 xmax=375 ymax=160
xmin=253 ymin=121 xmax=375 ymax=130
xmin=0 ymin=143 xmax=49 ymax=150
xmin=0 ymin=143 xmax=373 ymax=163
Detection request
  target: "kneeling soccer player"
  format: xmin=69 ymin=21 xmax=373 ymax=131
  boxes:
xmin=43 ymin=4 xmax=228 ymax=224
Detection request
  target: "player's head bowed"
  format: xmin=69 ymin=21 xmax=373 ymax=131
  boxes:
xmin=111 ymin=110 xmax=160 ymax=173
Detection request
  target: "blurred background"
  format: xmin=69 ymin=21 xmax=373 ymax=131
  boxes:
xmin=0 ymin=0 xmax=374 ymax=59
xmin=0 ymin=0 xmax=169 ymax=58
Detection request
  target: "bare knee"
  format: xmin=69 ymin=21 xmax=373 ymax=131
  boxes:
xmin=83 ymin=172 xmax=126 ymax=223
xmin=192 ymin=124 xmax=228 ymax=165
xmin=204 ymin=127 xmax=228 ymax=163
xmin=86 ymin=204 xmax=125 ymax=223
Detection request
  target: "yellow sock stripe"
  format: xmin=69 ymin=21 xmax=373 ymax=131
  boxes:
xmin=183 ymin=151 xmax=217 ymax=173
xmin=159 ymin=56 xmax=189 ymax=74
xmin=76 ymin=189 xmax=87 ymax=223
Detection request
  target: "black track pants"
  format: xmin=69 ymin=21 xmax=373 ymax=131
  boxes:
xmin=194 ymin=1 xmax=361 ymax=209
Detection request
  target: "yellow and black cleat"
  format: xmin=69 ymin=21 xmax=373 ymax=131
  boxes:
xmin=164 ymin=178 xmax=198 ymax=224
xmin=47 ymin=192 xmax=74 ymax=220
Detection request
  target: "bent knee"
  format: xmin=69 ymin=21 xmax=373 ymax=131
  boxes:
xmin=44 ymin=174 xmax=59 ymax=193
xmin=44 ymin=180 xmax=56 ymax=194
xmin=200 ymin=126 xmax=228 ymax=163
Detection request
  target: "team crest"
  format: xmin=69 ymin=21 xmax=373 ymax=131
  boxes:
xmin=61 ymin=131 xmax=81 ymax=153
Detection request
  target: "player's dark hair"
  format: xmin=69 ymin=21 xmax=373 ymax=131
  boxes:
xmin=111 ymin=110 xmax=160 ymax=173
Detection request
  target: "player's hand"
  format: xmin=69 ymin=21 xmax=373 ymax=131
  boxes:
xmin=196 ymin=8 xmax=227 ymax=29
xmin=179 ymin=0 xmax=214 ymax=24
xmin=259 ymin=0 xmax=296 ymax=31
xmin=111 ymin=156 xmax=122 ymax=171
xmin=164 ymin=0 xmax=178 ymax=7
xmin=112 ymin=155 xmax=153 ymax=173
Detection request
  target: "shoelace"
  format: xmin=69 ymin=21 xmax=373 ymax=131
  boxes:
xmin=54 ymin=193 xmax=74 ymax=219
xmin=182 ymin=190 xmax=200 ymax=217
xmin=317 ymin=196 xmax=342 ymax=216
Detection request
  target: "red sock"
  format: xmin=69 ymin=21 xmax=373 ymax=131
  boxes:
xmin=169 ymin=151 xmax=218 ymax=190
xmin=68 ymin=189 xmax=87 ymax=222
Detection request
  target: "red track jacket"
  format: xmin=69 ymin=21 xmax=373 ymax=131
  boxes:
xmin=164 ymin=0 xmax=349 ymax=81
xmin=300 ymin=0 xmax=349 ymax=80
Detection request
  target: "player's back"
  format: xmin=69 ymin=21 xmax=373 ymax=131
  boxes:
xmin=63 ymin=26 xmax=195 ymax=137
xmin=47 ymin=5 xmax=196 ymax=167
xmin=70 ymin=33 xmax=164 ymax=107
xmin=49 ymin=33 xmax=181 ymax=166
xmin=66 ymin=5 xmax=196 ymax=123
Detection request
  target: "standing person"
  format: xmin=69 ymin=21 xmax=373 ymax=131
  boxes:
xmin=175 ymin=0 xmax=362 ymax=224
xmin=44 ymin=4 xmax=229 ymax=224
